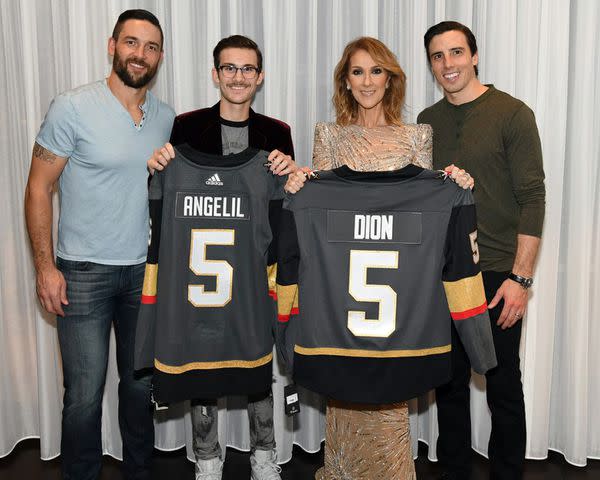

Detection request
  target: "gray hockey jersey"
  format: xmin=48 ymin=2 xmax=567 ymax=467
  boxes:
xmin=276 ymin=165 xmax=497 ymax=404
xmin=135 ymin=146 xmax=284 ymax=402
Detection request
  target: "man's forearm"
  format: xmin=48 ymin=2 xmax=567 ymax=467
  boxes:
xmin=512 ymin=234 xmax=541 ymax=278
xmin=25 ymin=185 xmax=56 ymax=273
xmin=25 ymin=142 xmax=68 ymax=273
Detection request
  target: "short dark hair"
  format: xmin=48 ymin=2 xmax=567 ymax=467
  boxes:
xmin=424 ymin=21 xmax=478 ymax=76
xmin=112 ymin=9 xmax=164 ymax=50
xmin=213 ymin=35 xmax=263 ymax=71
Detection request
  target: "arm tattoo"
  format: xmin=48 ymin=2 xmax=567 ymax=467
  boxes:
xmin=33 ymin=142 xmax=59 ymax=164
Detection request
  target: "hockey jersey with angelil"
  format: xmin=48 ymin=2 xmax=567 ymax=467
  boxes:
xmin=276 ymin=165 xmax=497 ymax=404
xmin=135 ymin=146 xmax=284 ymax=403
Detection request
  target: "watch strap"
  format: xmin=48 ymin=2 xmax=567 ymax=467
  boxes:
xmin=508 ymin=272 xmax=533 ymax=289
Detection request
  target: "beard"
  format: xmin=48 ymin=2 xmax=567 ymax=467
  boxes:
xmin=113 ymin=51 xmax=158 ymax=89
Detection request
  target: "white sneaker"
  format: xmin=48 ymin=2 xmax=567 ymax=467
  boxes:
xmin=250 ymin=449 xmax=282 ymax=480
xmin=195 ymin=456 xmax=223 ymax=480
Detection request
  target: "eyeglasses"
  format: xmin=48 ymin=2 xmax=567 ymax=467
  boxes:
xmin=218 ymin=64 xmax=260 ymax=79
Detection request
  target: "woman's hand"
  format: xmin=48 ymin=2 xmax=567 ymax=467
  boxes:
xmin=444 ymin=164 xmax=474 ymax=190
xmin=284 ymin=167 xmax=313 ymax=194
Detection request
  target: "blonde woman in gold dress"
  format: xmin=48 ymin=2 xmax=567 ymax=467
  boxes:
xmin=285 ymin=37 xmax=473 ymax=480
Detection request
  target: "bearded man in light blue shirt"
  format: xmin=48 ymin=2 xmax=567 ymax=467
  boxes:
xmin=24 ymin=9 xmax=175 ymax=479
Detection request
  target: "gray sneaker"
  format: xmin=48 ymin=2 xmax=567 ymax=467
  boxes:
xmin=250 ymin=449 xmax=282 ymax=480
xmin=195 ymin=456 xmax=223 ymax=480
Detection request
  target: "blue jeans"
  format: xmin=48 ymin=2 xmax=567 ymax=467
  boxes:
xmin=191 ymin=391 xmax=275 ymax=461
xmin=56 ymin=258 xmax=153 ymax=480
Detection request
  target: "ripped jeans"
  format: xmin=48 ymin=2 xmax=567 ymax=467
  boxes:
xmin=191 ymin=391 xmax=275 ymax=460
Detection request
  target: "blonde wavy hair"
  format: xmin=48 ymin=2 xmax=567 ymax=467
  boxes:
xmin=333 ymin=37 xmax=406 ymax=126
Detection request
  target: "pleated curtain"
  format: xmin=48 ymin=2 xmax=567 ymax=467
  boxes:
xmin=1 ymin=0 xmax=598 ymax=467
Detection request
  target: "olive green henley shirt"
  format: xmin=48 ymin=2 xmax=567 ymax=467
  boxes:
xmin=417 ymin=85 xmax=545 ymax=272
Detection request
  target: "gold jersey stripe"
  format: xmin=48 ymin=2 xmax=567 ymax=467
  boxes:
xmin=142 ymin=264 xmax=158 ymax=297
xmin=155 ymin=352 xmax=272 ymax=374
xmin=276 ymin=283 xmax=298 ymax=316
xmin=294 ymin=344 xmax=451 ymax=358
xmin=443 ymin=272 xmax=486 ymax=313
xmin=267 ymin=264 xmax=277 ymax=293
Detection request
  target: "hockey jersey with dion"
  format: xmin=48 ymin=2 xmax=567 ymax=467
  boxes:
xmin=135 ymin=146 xmax=284 ymax=403
xmin=276 ymin=165 xmax=497 ymax=404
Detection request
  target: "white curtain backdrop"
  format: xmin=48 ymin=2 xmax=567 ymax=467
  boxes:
xmin=1 ymin=0 xmax=598 ymax=468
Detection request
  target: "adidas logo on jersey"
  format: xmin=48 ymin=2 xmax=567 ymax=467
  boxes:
xmin=205 ymin=173 xmax=223 ymax=186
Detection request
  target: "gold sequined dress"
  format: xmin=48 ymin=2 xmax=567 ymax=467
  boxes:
xmin=312 ymin=121 xmax=432 ymax=480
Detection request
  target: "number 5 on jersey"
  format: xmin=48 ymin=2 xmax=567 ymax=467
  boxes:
xmin=188 ymin=229 xmax=235 ymax=307
xmin=347 ymin=250 xmax=399 ymax=338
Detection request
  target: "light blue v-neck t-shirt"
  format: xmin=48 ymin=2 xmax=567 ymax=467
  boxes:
xmin=36 ymin=79 xmax=175 ymax=265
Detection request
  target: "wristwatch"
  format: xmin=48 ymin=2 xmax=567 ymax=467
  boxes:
xmin=508 ymin=273 xmax=533 ymax=290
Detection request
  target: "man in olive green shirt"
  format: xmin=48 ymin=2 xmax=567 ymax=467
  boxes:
xmin=418 ymin=21 xmax=545 ymax=480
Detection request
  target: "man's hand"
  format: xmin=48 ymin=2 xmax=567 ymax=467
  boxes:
xmin=444 ymin=164 xmax=475 ymax=190
xmin=284 ymin=167 xmax=312 ymax=194
xmin=489 ymin=234 xmax=541 ymax=329
xmin=488 ymin=279 xmax=528 ymax=329
xmin=267 ymin=149 xmax=297 ymax=176
xmin=148 ymin=142 xmax=175 ymax=175
xmin=36 ymin=266 xmax=68 ymax=317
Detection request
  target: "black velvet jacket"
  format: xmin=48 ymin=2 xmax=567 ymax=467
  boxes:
xmin=169 ymin=102 xmax=294 ymax=157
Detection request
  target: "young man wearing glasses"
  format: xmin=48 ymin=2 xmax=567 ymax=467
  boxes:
xmin=147 ymin=35 xmax=295 ymax=480
xmin=148 ymin=35 xmax=295 ymax=174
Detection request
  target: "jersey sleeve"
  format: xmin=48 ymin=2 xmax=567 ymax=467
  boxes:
xmin=265 ymin=119 xmax=295 ymax=289
xmin=267 ymin=173 xmax=287 ymax=271
xmin=274 ymin=199 xmax=300 ymax=371
xmin=134 ymin=171 xmax=164 ymax=371
xmin=443 ymin=191 xmax=497 ymax=374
